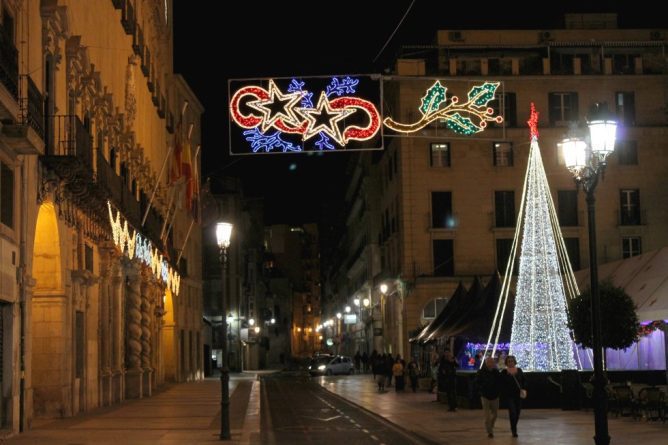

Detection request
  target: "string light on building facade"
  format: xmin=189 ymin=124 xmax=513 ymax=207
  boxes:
xmin=107 ymin=201 xmax=181 ymax=295
xmin=383 ymin=80 xmax=503 ymax=135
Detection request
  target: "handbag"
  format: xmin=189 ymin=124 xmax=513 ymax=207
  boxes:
xmin=511 ymin=372 xmax=527 ymax=399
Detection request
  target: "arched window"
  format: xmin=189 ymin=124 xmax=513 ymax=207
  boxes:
xmin=422 ymin=298 xmax=448 ymax=320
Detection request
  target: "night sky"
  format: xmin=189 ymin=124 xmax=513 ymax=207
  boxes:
xmin=173 ymin=0 xmax=665 ymax=226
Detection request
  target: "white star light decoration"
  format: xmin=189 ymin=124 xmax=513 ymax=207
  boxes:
xmin=247 ymin=80 xmax=305 ymax=133
xmin=229 ymin=78 xmax=381 ymax=151
xmin=297 ymin=91 xmax=354 ymax=144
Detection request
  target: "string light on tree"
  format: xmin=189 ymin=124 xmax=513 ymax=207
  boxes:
xmin=485 ymin=104 xmax=578 ymax=371
xmin=383 ymin=80 xmax=503 ymax=135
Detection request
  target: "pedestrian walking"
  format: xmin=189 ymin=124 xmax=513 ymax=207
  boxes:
xmin=501 ymin=355 xmax=526 ymax=438
xmin=407 ymin=358 xmax=419 ymax=392
xmin=371 ymin=350 xmax=378 ymax=379
xmin=438 ymin=351 xmax=458 ymax=411
xmin=373 ymin=356 xmax=386 ymax=392
xmin=361 ymin=351 xmax=369 ymax=373
xmin=476 ymin=356 xmax=501 ymax=438
xmin=354 ymin=351 xmax=361 ymax=372
xmin=392 ymin=356 xmax=405 ymax=392
xmin=384 ymin=354 xmax=394 ymax=387
xmin=429 ymin=358 xmax=438 ymax=393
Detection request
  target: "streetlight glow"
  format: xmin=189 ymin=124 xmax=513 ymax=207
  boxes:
xmin=379 ymin=283 xmax=388 ymax=295
xmin=362 ymin=298 xmax=370 ymax=308
xmin=344 ymin=305 xmax=351 ymax=313
xmin=216 ymin=220 xmax=233 ymax=440
xmin=353 ymin=297 xmax=360 ymax=306
xmin=588 ymin=119 xmax=617 ymax=156
xmin=560 ymin=104 xmax=616 ymax=445
xmin=215 ymin=222 xmax=233 ymax=249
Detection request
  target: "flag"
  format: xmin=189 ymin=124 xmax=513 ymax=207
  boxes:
xmin=169 ymin=119 xmax=183 ymax=185
xmin=189 ymin=145 xmax=200 ymax=222
xmin=181 ymin=133 xmax=194 ymax=217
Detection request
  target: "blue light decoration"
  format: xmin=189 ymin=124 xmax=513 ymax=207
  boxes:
xmin=229 ymin=75 xmax=381 ymax=154
xmin=315 ymin=133 xmax=335 ymax=150
xmin=326 ymin=76 xmax=360 ymax=97
xmin=242 ymin=128 xmax=301 ymax=153
xmin=384 ymin=80 xmax=504 ymax=136
xmin=288 ymin=79 xmax=314 ymax=108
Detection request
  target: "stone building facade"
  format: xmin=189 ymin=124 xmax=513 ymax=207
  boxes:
xmin=326 ymin=14 xmax=668 ymax=359
xmin=0 ymin=0 xmax=202 ymax=436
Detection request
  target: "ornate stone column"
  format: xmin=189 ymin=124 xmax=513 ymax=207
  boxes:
xmin=98 ymin=245 xmax=116 ymax=406
xmin=140 ymin=270 xmax=153 ymax=397
xmin=70 ymin=269 xmax=98 ymax=414
xmin=111 ymin=261 xmax=125 ymax=404
xmin=154 ymin=284 xmax=166 ymax=387
xmin=124 ymin=262 xmax=143 ymax=399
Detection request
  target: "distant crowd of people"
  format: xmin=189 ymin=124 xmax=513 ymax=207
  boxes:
xmin=350 ymin=350 xmax=527 ymax=439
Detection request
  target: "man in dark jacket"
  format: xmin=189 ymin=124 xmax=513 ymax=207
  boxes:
xmin=438 ymin=351 xmax=458 ymax=411
xmin=475 ymin=356 xmax=500 ymax=438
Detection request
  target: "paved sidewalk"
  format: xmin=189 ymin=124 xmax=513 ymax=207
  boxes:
xmin=2 ymin=372 xmax=263 ymax=445
xmin=316 ymin=374 xmax=667 ymax=445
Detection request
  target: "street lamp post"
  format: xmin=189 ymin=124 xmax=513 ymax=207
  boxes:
xmin=216 ymin=222 xmax=233 ymax=441
xmin=559 ymin=105 xmax=617 ymax=445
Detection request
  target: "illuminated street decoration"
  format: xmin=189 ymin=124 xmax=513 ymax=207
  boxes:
xmin=485 ymin=105 xmax=578 ymax=371
xmin=108 ymin=201 xmax=180 ymax=295
xmin=384 ymin=80 xmax=503 ymax=135
xmin=247 ymin=79 xmax=306 ymax=133
xmin=297 ymin=91 xmax=355 ymax=143
xmin=229 ymin=75 xmax=382 ymax=153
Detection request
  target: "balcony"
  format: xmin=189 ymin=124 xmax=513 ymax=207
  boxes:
xmin=121 ymin=0 xmax=135 ymax=36
xmin=132 ymin=24 xmax=144 ymax=58
xmin=166 ymin=111 xmax=174 ymax=134
xmin=1 ymin=75 xmax=45 ymax=155
xmin=141 ymin=47 xmax=150 ymax=77
xmin=0 ymin=25 xmax=19 ymax=120
xmin=39 ymin=115 xmax=105 ymax=216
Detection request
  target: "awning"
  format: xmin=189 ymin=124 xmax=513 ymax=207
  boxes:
xmin=574 ymin=247 xmax=668 ymax=322
xmin=410 ymin=281 xmax=467 ymax=344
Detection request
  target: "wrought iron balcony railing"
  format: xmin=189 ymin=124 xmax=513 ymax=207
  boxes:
xmin=19 ymin=75 xmax=45 ymax=139
xmin=0 ymin=25 xmax=18 ymax=100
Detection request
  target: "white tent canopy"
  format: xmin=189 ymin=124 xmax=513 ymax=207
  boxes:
xmin=574 ymin=247 xmax=668 ymax=322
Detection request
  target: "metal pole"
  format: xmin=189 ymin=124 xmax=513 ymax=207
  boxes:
xmin=220 ymin=247 xmax=231 ymax=440
xmin=586 ymin=189 xmax=609 ymax=445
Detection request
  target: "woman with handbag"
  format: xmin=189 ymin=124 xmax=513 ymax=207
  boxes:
xmin=501 ymin=355 xmax=526 ymax=438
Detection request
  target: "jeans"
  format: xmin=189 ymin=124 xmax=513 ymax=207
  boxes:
xmin=507 ymin=397 xmax=522 ymax=434
xmin=481 ymin=397 xmax=499 ymax=435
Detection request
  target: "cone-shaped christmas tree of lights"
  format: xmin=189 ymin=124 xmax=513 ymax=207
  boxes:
xmin=508 ymin=105 xmax=578 ymax=371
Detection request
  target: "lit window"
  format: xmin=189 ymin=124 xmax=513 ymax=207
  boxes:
xmin=430 ymin=143 xmax=451 ymax=167
xmin=493 ymin=142 xmax=513 ymax=167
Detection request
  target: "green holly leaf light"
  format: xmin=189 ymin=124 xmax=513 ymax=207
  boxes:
xmin=445 ymin=113 xmax=479 ymax=135
xmin=468 ymin=82 xmax=499 ymax=107
xmin=419 ymin=81 xmax=446 ymax=115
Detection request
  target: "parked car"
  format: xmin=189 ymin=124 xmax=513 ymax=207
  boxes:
xmin=308 ymin=355 xmax=355 ymax=376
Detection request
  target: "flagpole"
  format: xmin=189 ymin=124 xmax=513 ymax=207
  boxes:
xmin=142 ymin=143 xmax=173 ymax=227
xmin=160 ymin=99 xmax=190 ymax=244
xmin=163 ymin=142 xmax=200 ymax=243
xmin=160 ymin=186 xmax=177 ymax=241
xmin=193 ymin=144 xmax=201 ymax=222
xmin=176 ymin=219 xmax=195 ymax=264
